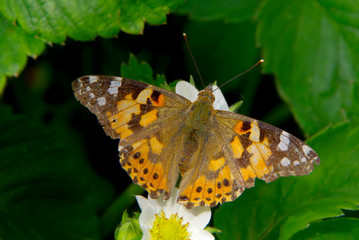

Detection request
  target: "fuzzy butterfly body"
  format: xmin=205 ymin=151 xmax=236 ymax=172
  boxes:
xmin=72 ymin=75 xmax=320 ymax=209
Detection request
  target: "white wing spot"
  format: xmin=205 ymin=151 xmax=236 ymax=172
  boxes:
xmin=278 ymin=141 xmax=288 ymax=151
xmin=301 ymin=157 xmax=307 ymax=163
xmin=108 ymin=87 xmax=118 ymax=95
xmin=108 ymin=79 xmax=122 ymax=95
xmin=249 ymin=121 xmax=260 ymax=142
xmin=280 ymin=157 xmax=291 ymax=167
xmin=302 ymin=145 xmax=312 ymax=157
xmin=86 ymin=86 xmax=91 ymax=91
xmin=280 ymin=131 xmax=290 ymax=144
xmin=90 ymin=93 xmax=95 ymax=98
xmin=278 ymin=131 xmax=290 ymax=151
xmin=97 ymin=97 xmax=106 ymax=106
xmin=110 ymin=79 xmax=122 ymax=87
xmin=293 ymin=160 xmax=300 ymax=166
xmin=88 ymin=76 xmax=98 ymax=84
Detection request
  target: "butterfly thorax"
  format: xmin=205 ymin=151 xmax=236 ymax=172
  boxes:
xmin=183 ymin=86 xmax=215 ymax=132
xmin=179 ymin=86 xmax=216 ymax=174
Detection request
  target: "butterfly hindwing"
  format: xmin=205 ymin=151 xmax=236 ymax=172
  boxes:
xmin=177 ymin=126 xmax=246 ymax=208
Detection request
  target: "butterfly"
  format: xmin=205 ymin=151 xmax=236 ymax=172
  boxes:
xmin=72 ymin=75 xmax=320 ymax=209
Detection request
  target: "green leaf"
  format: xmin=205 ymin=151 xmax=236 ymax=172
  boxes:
xmin=0 ymin=0 xmax=184 ymax=88
xmin=0 ymin=16 xmax=44 ymax=94
xmin=214 ymin=122 xmax=359 ymax=240
xmin=121 ymin=54 xmax=177 ymax=91
xmin=0 ymin=104 xmax=115 ymax=240
xmin=177 ymin=0 xmax=261 ymax=22
xmin=0 ymin=0 xmax=184 ymax=43
xmin=121 ymin=54 xmax=156 ymax=85
xmin=0 ymin=75 xmax=6 ymax=96
xmin=0 ymin=0 xmax=121 ymax=43
xmin=257 ymin=0 xmax=359 ymax=136
xmin=119 ymin=0 xmax=184 ymax=34
xmin=292 ymin=218 xmax=359 ymax=240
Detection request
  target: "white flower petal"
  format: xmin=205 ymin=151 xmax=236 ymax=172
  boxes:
xmin=141 ymin=229 xmax=151 ymax=240
xmin=136 ymin=195 xmax=150 ymax=211
xmin=191 ymin=229 xmax=215 ymax=240
xmin=162 ymin=188 xmax=181 ymax=217
xmin=212 ymin=85 xmax=229 ymax=111
xmin=136 ymin=187 xmax=213 ymax=240
xmin=138 ymin=203 xmax=156 ymax=229
xmin=175 ymin=81 xmax=199 ymax=102
xmin=148 ymin=196 xmax=165 ymax=213
xmin=175 ymin=81 xmax=229 ymax=111
xmin=185 ymin=206 xmax=212 ymax=231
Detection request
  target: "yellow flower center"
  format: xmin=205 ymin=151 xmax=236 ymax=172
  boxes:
xmin=150 ymin=210 xmax=190 ymax=240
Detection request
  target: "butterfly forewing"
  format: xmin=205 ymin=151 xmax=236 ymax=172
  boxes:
xmin=72 ymin=75 xmax=190 ymax=139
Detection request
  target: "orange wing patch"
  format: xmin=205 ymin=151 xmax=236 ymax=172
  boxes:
xmin=178 ymin=156 xmax=245 ymax=208
xmin=233 ymin=120 xmax=260 ymax=142
xmin=230 ymin=136 xmax=244 ymax=158
xmin=149 ymin=135 xmax=164 ymax=155
xmin=216 ymin=165 xmax=237 ymax=204
xmin=107 ymin=99 xmax=141 ymax=138
xmin=180 ymin=175 xmax=207 ymax=207
xmin=209 ymin=157 xmax=226 ymax=172
xmin=136 ymin=89 xmax=153 ymax=104
xmin=151 ymin=93 xmax=165 ymax=107
xmin=140 ymin=109 xmax=158 ymax=127
xmin=120 ymin=137 xmax=169 ymax=198
xmin=246 ymin=137 xmax=272 ymax=178
xmin=105 ymin=88 xmax=166 ymax=140
xmin=239 ymin=165 xmax=256 ymax=181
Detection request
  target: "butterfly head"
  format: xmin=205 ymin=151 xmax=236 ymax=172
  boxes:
xmin=197 ymin=85 xmax=215 ymax=103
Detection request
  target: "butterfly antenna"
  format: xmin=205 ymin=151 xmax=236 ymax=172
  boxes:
xmin=183 ymin=33 xmax=205 ymax=88
xmin=216 ymin=59 xmax=264 ymax=91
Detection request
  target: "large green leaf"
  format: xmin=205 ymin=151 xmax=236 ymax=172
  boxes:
xmin=0 ymin=0 xmax=184 ymax=43
xmin=214 ymin=122 xmax=359 ymax=239
xmin=0 ymin=0 xmax=120 ymax=43
xmin=118 ymin=0 xmax=184 ymax=34
xmin=0 ymin=104 xmax=115 ymax=240
xmin=177 ymin=0 xmax=261 ymax=22
xmin=292 ymin=218 xmax=359 ymax=240
xmin=257 ymin=0 xmax=359 ymax=136
xmin=0 ymin=16 xmax=44 ymax=78
xmin=0 ymin=0 xmax=184 ymax=94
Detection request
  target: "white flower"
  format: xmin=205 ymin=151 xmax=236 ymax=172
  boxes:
xmin=136 ymin=188 xmax=214 ymax=240
xmin=175 ymin=81 xmax=229 ymax=111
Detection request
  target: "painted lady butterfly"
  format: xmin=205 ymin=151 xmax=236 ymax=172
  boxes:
xmin=72 ymin=75 xmax=319 ymax=209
